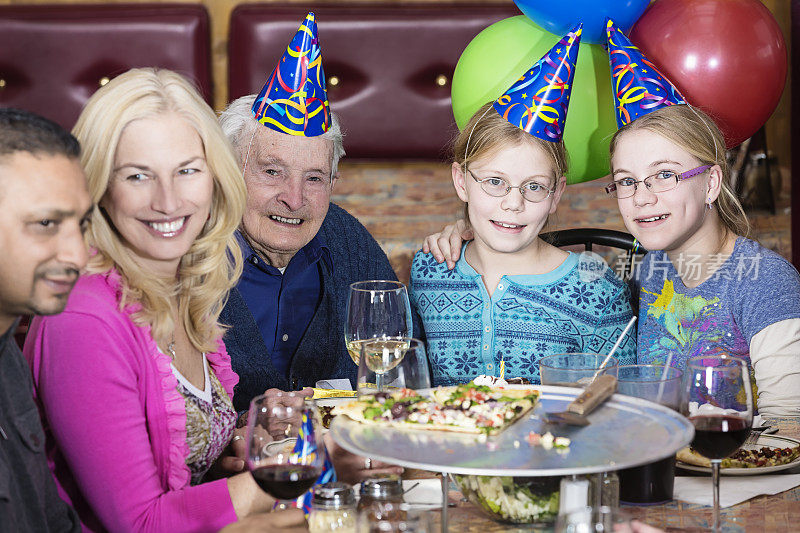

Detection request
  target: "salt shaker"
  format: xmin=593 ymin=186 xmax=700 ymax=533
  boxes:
xmin=558 ymin=475 xmax=590 ymax=515
xmin=308 ymin=482 xmax=357 ymax=533
xmin=357 ymin=474 xmax=405 ymax=523
xmin=600 ymin=472 xmax=619 ymax=508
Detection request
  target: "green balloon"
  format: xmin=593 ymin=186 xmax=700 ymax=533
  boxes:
xmin=452 ymin=16 xmax=616 ymax=184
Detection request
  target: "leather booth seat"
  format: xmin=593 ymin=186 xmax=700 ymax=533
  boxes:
xmin=229 ymin=4 xmax=518 ymax=159
xmin=0 ymin=4 xmax=212 ymax=130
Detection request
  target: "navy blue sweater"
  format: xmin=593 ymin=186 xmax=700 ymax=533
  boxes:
xmin=221 ymin=203 xmax=423 ymax=412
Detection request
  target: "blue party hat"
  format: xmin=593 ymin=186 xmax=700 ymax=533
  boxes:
xmin=493 ymin=23 xmax=582 ymax=142
xmin=252 ymin=12 xmax=330 ymax=137
xmin=606 ymin=18 xmax=686 ymax=128
xmin=282 ymin=410 xmax=336 ymax=515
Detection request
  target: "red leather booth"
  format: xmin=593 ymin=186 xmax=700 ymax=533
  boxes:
xmin=0 ymin=4 xmax=212 ymax=130
xmin=228 ymin=4 xmax=519 ymax=159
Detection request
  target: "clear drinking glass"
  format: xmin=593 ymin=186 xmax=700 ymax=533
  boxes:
xmin=539 ymin=353 xmax=618 ymax=387
xmin=616 ymin=365 xmax=682 ymax=505
xmin=555 ymin=505 xmax=633 ymax=532
xmin=246 ymin=395 xmax=324 ymax=509
xmin=680 ymin=355 xmax=753 ymax=532
xmin=345 ymin=280 xmax=412 ymax=367
xmin=356 ymin=502 xmax=434 ymax=532
xmin=357 ymin=337 xmax=430 ymax=396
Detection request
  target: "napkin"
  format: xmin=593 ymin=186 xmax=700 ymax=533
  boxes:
xmin=402 ymin=479 xmax=443 ymax=509
xmin=674 ymin=474 xmax=800 ymax=507
xmin=316 ymin=379 xmax=353 ymax=391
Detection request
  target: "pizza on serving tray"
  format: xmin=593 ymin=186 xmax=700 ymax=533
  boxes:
xmin=332 ymin=383 xmax=539 ymax=436
xmin=677 ymin=444 xmax=800 ymax=469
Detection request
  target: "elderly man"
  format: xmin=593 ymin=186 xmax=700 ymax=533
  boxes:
xmin=0 ymin=108 xmax=90 ymax=532
xmin=219 ymin=100 xmax=408 ymax=408
xmin=218 ymin=15 xmax=420 ymax=417
xmin=216 ymin=14 xmax=414 ymax=482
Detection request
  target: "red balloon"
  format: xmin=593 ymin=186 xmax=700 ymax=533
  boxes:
xmin=630 ymin=0 xmax=787 ymax=148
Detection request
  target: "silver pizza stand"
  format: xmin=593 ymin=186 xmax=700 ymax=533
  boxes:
xmin=330 ymin=385 xmax=694 ymax=531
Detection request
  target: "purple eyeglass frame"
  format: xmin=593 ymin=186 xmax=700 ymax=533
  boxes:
xmin=605 ymin=164 xmax=712 ymax=197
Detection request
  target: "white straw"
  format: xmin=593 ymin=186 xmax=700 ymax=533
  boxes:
xmin=656 ymin=352 xmax=675 ymax=404
xmin=594 ymin=316 xmax=637 ymax=379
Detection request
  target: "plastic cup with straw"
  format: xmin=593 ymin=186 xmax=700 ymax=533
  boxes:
xmin=590 ymin=316 xmax=637 ymax=383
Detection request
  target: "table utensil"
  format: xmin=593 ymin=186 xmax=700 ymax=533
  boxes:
xmin=743 ymin=425 xmax=776 ymax=445
xmin=543 ymin=374 xmax=617 ymax=426
xmin=246 ymin=395 xmax=325 ymax=508
xmin=344 ymin=280 xmax=411 ymax=367
xmin=680 ymin=355 xmax=753 ymax=531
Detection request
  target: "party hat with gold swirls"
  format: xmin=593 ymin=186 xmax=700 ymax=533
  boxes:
xmin=252 ymin=12 xmax=330 ymax=137
xmin=606 ymin=18 xmax=686 ymax=128
xmin=493 ymin=23 xmax=582 ymax=142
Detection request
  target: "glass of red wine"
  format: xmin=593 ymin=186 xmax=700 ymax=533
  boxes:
xmin=246 ymin=394 xmax=324 ymax=509
xmin=680 ymin=355 xmax=753 ymax=531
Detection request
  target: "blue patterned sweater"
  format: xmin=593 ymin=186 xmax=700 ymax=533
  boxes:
xmin=410 ymin=246 xmax=636 ymax=385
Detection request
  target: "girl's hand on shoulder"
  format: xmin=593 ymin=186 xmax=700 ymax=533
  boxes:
xmin=422 ymin=219 xmax=473 ymax=270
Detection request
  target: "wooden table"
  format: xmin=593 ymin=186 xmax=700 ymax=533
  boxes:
xmin=409 ymin=417 xmax=800 ymax=532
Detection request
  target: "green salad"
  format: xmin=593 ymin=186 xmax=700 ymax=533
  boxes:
xmin=454 ymin=475 xmax=560 ymax=524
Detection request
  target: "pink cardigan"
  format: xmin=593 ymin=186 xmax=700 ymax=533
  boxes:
xmin=24 ymin=271 xmax=240 ymax=532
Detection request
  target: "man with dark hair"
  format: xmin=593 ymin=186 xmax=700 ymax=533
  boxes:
xmin=0 ymin=108 xmax=91 ymax=532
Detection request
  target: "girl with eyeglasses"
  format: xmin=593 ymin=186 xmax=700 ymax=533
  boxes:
xmin=609 ymin=104 xmax=800 ymax=415
xmin=425 ymin=102 xmax=800 ymax=414
xmin=410 ymin=97 xmax=636 ymax=386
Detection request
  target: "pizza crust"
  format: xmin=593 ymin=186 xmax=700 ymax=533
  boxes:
xmin=332 ymin=386 xmax=538 ymax=436
xmin=676 ymin=445 xmax=800 ymax=469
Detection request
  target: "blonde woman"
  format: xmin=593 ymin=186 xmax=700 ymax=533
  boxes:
xmin=24 ymin=69 xmax=305 ymax=532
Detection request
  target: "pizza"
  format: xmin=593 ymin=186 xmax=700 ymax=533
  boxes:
xmin=677 ymin=444 xmax=800 ymax=469
xmin=332 ymin=383 xmax=539 ymax=436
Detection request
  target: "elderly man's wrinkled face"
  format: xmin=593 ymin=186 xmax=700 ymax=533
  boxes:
xmin=240 ymin=126 xmax=335 ymax=268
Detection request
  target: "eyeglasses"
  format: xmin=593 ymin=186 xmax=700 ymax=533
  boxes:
xmin=467 ymin=169 xmax=555 ymax=203
xmin=605 ymin=165 xmax=712 ymax=199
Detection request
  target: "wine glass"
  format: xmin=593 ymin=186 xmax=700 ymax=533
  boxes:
xmin=246 ymin=394 xmax=325 ymax=509
xmin=680 ymin=355 xmax=753 ymax=532
xmin=357 ymin=337 xmax=430 ymax=396
xmin=345 ymin=280 xmax=412 ymax=367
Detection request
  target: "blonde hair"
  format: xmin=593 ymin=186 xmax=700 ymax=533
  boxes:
xmin=610 ymin=104 xmax=750 ymax=238
xmin=453 ymin=102 xmax=568 ymax=224
xmin=454 ymin=103 xmax=568 ymax=177
xmin=73 ymin=68 xmax=246 ymax=352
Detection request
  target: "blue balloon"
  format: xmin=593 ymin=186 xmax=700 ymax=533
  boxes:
xmin=513 ymin=0 xmax=649 ymax=44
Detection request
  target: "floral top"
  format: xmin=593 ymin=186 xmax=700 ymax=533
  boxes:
xmin=172 ymin=356 xmax=237 ymax=485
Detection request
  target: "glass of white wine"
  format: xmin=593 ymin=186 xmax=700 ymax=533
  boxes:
xmin=345 ymin=280 xmax=412 ymax=366
xmin=357 ymin=337 xmax=430 ymax=396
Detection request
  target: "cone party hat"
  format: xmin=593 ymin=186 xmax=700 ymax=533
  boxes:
xmin=252 ymin=12 xmax=330 ymax=137
xmin=493 ymin=23 xmax=583 ymax=142
xmin=606 ymin=18 xmax=686 ymax=128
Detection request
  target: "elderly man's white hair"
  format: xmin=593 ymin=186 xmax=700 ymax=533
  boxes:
xmin=219 ymin=95 xmax=345 ymax=177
